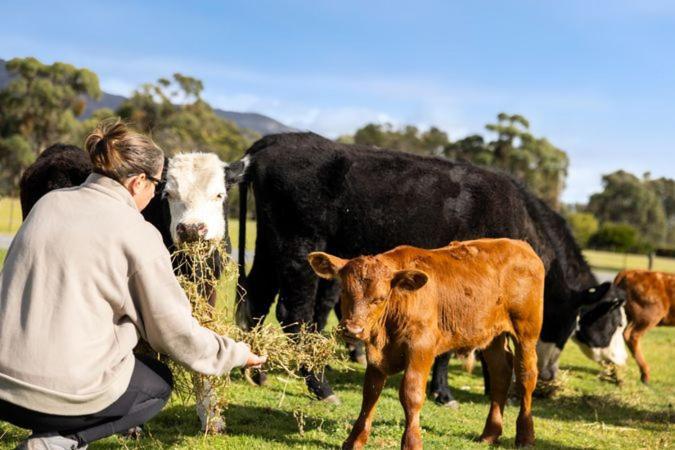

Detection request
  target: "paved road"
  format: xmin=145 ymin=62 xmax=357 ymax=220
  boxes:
xmin=0 ymin=235 xmax=12 ymax=250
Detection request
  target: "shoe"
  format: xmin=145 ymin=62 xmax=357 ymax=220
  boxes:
xmin=14 ymin=432 xmax=85 ymax=450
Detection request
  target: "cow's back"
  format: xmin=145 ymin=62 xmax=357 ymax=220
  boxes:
xmin=618 ymin=270 xmax=675 ymax=326
xmin=247 ymin=133 xmax=550 ymax=259
xmin=381 ymin=240 xmax=544 ymax=354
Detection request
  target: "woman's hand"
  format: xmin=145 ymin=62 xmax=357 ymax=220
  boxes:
xmin=245 ymin=349 xmax=267 ymax=368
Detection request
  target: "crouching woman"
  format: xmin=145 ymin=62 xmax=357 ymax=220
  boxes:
xmin=0 ymin=119 xmax=265 ymax=449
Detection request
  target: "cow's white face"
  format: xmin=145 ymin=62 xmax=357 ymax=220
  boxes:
xmin=164 ymin=153 xmax=228 ymax=244
xmin=573 ymin=307 xmax=628 ymax=366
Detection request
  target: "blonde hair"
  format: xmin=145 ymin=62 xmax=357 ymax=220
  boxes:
xmin=84 ymin=118 xmax=163 ymax=182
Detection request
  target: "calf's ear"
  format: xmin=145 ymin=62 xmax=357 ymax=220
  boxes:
xmin=308 ymin=252 xmax=348 ymax=279
xmin=225 ymin=156 xmax=250 ymax=187
xmin=392 ymin=269 xmax=428 ymax=291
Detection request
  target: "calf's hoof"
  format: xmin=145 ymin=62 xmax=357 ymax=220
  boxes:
xmin=477 ymin=434 xmax=500 ymax=445
xmin=640 ymin=373 xmax=650 ymax=384
xmin=431 ymin=388 xmax=459 ymax=409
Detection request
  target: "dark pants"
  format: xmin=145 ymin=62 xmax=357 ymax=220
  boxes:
xmin=0 ymin=355 xmax=173 ymax=446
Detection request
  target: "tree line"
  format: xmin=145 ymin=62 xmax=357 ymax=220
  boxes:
xmin=1 ymin=56 xmax=673 ymax=251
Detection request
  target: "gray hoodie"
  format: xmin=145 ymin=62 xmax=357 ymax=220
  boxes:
xmin=0 ymin=173 xmax=249 ymax=415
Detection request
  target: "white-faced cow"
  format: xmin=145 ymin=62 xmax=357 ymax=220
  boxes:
xmin=19 ymin=144 xmax=247 ymax=432
xmin=235 ymin=132 xmax=627 ymax=405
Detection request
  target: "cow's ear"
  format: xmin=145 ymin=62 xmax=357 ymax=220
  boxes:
xmin=308 ymin=252 xmax=347 ymax=279
xmin=392 ymin=269 xmax=428 ymax=291
xmin=225 ymin=155 xmax=250 ymax=187
xmin=576 ymin=281 xmax=612 ymax=306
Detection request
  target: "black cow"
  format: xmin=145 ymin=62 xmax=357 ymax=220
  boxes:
xmin=235 ymin=132 xmax=626 ymax=404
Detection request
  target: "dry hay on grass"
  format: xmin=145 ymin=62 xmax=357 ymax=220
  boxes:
xmin=164 ymin=241 xmax=342 ymax=433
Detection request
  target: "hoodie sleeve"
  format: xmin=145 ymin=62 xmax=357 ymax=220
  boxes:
xmin=127 ymin=254 xmax=250 ymax=375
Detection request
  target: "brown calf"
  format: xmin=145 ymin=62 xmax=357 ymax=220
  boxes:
xmin=617 ymin=269 xmax=675 ymax=383
xmin=308 ymin=239 xmax=545 ymax=449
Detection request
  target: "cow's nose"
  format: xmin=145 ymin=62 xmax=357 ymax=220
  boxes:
xmin=176 ymin=223 xmax=208 ymax=242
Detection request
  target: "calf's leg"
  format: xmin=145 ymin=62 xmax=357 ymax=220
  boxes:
xmin=513 ymin=337 xmax=538 ymax=447
xmin=400 ymin=354 xmax=434 ymax=450
xmin=478 ymin=334 xmax=513 ymax=444
xmin=343 ymin=365 xmax=387 ymax=450
xmin=624 ymin=322 xmax=653 ymax=384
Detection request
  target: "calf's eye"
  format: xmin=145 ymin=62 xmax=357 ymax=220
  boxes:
xmin=214 ymin=193 xmax=225 ymax=201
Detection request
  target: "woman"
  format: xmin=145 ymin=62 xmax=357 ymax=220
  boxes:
xmin=0 ymin=119 xmax=265 ymax=449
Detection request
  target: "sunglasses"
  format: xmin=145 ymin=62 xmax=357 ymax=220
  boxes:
xmin=145 ymin=174 xmax=165 ymax=195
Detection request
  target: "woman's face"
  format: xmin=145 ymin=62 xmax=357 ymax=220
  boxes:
xmin=126 ymin=163 xmax=164 ymax=211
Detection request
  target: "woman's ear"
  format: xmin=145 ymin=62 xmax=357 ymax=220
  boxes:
xmin=307 ymin=252 xmax=348 ymax=279
xmin=391 ymin=269 xmax=428 ymax=291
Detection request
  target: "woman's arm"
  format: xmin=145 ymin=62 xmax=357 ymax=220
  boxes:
xmin=127 ymin=255 xmax=251 ymax=375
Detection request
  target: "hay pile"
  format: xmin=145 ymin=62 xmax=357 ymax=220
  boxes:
xmin=165 ymin=240 xmax=341 ymax=433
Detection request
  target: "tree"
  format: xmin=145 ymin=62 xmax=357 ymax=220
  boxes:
xmin=0 ymin=135 xmax=34 ymax=196
xmin=588 ymin=171 xmax=666 ymax=246
xmin=587 ymin=222 xmax=646 ymax=253
xmin=352 ymin=123 xmax=449 ymax=155
xmin=566 ymin=212 xmax=599 ymax=248
xmin=646 ymin=177 xmax=675 ymax=246
xmin=0 ymin=57 xmax=101 ymax=155
xmin=485 ymin=113 xmax=568 ymax=210
xmin=116 ymin=73 xmax=252 ymax=162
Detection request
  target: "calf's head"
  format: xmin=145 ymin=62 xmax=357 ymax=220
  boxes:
xmin=573 ymin=283 xmax=628 ymax=366
xmin=308 ymin=252 xmax=428 ymax=340
xmin=163 ymin=153 xmax=248 ymax=244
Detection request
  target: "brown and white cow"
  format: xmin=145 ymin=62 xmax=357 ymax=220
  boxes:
xmin=308 ymin=239 xmax=545 ymax=449
xmin=616 ymin=269 xmax=675 ymax=384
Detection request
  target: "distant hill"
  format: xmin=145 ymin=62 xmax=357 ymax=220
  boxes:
xmin=0 ymin=58 xmax=296 ymax=136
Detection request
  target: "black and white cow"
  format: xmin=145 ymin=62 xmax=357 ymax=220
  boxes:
xmin=235 ymin=132 xmax=627 ymax=405
xmin=19 ymin=143 xmax=247 ymax=431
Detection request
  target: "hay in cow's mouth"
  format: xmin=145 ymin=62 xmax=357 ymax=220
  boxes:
xmin=147 ymin=240 xmax=342 ymax=433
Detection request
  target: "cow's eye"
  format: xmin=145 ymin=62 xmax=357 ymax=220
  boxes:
xmin=214 ymin=193 xmax=225 ymax=201
xmin=163 ymin=191 xmax=174 ymax=200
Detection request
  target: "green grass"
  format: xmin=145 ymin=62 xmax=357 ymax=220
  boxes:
xmin=583 ymin=249 xmax=675 ymax=274
xmin=1 ymin=325 xmax=672 ymax=449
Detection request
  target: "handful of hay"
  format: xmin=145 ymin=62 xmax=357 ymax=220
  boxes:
xmin=165 ymin=240 xmax=341 ymax=433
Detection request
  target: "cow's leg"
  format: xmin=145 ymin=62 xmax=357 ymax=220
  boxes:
xmin=478 ymin=334 xmax=513 ymax=444
xmin=343 ymin=365 xmax=386 ymax=450
xmin=478 ymin=350 xmax=491 ymax=395
xmin=429 ymin=352 xmax=458 ymax=407
xmin=314 ymin=279 xmax=340 ymax=330
xmin=276 ymin=238 xmax=337 ymax=402
xmin=236 ymin=236 xmax=280 ymax=330
xmin=400 ymin=353 xmax=434 ymax=450
xmin=513 ymin=336 xmax=538 ymax=447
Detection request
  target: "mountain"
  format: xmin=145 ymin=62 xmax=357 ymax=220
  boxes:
xmin=0 ymin=58 xmax=296 ymax=136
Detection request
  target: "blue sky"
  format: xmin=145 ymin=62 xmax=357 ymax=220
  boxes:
xmin=2 ymin=0 xmax=674 ymax=203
